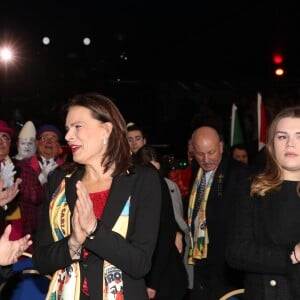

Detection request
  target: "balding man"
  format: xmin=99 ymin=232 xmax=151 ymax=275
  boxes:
xmin=187 ymin=126 xmax=249 ymax=299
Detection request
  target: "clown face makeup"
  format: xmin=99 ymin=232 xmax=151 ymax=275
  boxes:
xmin=18 ymin=138 xmax=36 ymax=159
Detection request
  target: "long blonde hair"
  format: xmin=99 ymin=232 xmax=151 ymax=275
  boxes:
xmin=251 ymin=106 xmax=300 ymax=196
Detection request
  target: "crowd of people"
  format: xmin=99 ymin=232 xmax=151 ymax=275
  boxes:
xmin=0 ymin=92 xmax=299 ymax=300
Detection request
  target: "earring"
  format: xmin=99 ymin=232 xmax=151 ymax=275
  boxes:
xmin=103 ymin=137 xmax=107 ymax=145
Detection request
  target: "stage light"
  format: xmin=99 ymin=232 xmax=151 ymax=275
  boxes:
xmin=0 ymin=47 xmax=13 ymax=62
xmin=0 ymin=45 xmax=16 ymax=82
xmin=42 ymin=37 xmax=50 ymax=45
xmin=83 ymin=37 xmax=91 ymax=46
xmin=273 ymin=53 xmax=283 ymax=64
xmin=275 ymin=67 xmax=284 ymax=76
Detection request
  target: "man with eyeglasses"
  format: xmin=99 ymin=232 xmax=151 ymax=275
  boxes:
xmin=0 ymin=121 xmax=13 ymax=165
xmin=35 ymin=124 xmax=64 ymax=185
xmin=16 ymin=124 xmax=65 ymax=252
xmin=0 ymin=120 xmax=23 ymax=241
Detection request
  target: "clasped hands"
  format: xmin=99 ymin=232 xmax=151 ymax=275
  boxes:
xmin=70 ymin=181 xmax=97 ymax=248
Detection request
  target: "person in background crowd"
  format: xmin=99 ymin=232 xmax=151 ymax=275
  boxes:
xmin=0 ymin=179 xmax=31 ymax=279
xmin=187 ymin=138 xmax=194 ymax=165
xmin=0 ymin=179 xmax=21 ymax=225
xmin=17 ymin=123 xmax=64 ymax=251
xmin=133 ymin=144 xmax=189 ymax=299
xmin=160 ymin=152 xmax=194 ymax=291
xmin=13 ymin=121 xmax=37 ymax=161
xmin=0 ymin=179 xmax=38 ymax=299
xmin=229 ymin=143 xmax=249 ymax=165
xmin=127 ymin=122 xmax=147 ymax=154
xmin=188 ymin=126 xmax=249 ymax=300
xmin=33 ymin=93 xmax=161 ymax=299
xmin=169 ymin=139 xmax=194 ymax=198
xmin=168 ymin=138 xmax=196 ymax=219
xmin=35 ymin=124 xmax=64 ymax=186
xmin=0 ymin=120 xmax=22 ymax=240
xmin=12 ymin=120 xmax=37 ymax=240
xmin=0 ymin=224 xmax=32 ymax=267
xmin=226 ymin=106 xmax=300 ymax=300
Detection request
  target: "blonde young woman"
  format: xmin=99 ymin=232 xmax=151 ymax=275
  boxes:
xmin=33 ymin=93 xmax=161 ymax=300
xmin=227 ymin=106 xmax=300 ymax=300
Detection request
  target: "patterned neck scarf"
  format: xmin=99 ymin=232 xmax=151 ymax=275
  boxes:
xmin=47 ymin=176 xmax=131 ymax=300
xmin=187 ymin=168 xmax=214 ymax=264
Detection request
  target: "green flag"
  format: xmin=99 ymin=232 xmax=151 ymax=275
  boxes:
xmin=230 ymin=103 xmax=244 ymax=146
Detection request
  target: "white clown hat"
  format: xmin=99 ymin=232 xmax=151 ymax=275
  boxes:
xmin=19 ymin=121 xmax=36 ymax=140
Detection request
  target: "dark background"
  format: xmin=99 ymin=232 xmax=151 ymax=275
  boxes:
xmin=1 ymin=1 xmax=300 ymax=158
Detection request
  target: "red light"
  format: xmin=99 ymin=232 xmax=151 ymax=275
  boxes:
xmin=273 ymin=54 xmax=283 ymax=64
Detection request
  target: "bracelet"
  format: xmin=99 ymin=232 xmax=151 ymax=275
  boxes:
xmin=85 ymin=219 xmax=98 ymax=240
xmin=294 ymin=250 xmax=300 ymax=263
xmin=70 ymin=246 xmax=82 ymax=256
xmin=68 ymin=239 xmax=82 ymax=257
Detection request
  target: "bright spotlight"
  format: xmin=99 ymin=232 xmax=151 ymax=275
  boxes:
xmin=0 ymin=47 xmax=13 ymax=62
xmin=83 ymin=37 xmax=91 ymax=46
xmin=275 ymin=67 xmax=284 ymax=76
xmin=42 ymin=37 xmax=51 ymax=45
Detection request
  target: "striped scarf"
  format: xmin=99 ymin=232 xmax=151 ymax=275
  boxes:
xmin=187 ymin=168 xmax=214 ymax=264
xmin=47 ymin=177 xmax=130 ymax=300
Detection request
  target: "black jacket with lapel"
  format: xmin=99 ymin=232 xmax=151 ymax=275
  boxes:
xmin=33 ymin=164 xmax=161 ymax=300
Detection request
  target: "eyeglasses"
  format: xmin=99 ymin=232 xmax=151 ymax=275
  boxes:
xmin=39 ymin=135 xmax=58 ymax=143
xmin=0 ymin=135 xmax=11 ymax=143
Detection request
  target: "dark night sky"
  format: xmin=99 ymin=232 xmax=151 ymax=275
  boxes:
xmin=1 ymin=1 xmax=300 ymax=158
xmin=2 ymin=1 xmax=299 ymax=79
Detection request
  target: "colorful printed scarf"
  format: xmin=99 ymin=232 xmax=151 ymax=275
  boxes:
xmin=47 ymin=177 xmax=130 ymax=300
xmin=187 ymin=168 xmax=214 ymax=264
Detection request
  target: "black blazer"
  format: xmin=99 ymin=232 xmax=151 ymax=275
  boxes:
xmin=33 ymin=164 xmax=161 ymax=300
xmin=146 ymin=174 xmax=188 ymax=299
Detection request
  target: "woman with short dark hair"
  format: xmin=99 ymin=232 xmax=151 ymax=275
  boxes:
xmin=33 ymin=93 xmax=161 ymax=300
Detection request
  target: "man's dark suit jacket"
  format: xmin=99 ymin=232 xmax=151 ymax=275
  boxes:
xmin=189 ymin=155 xmax=250 ymax=298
